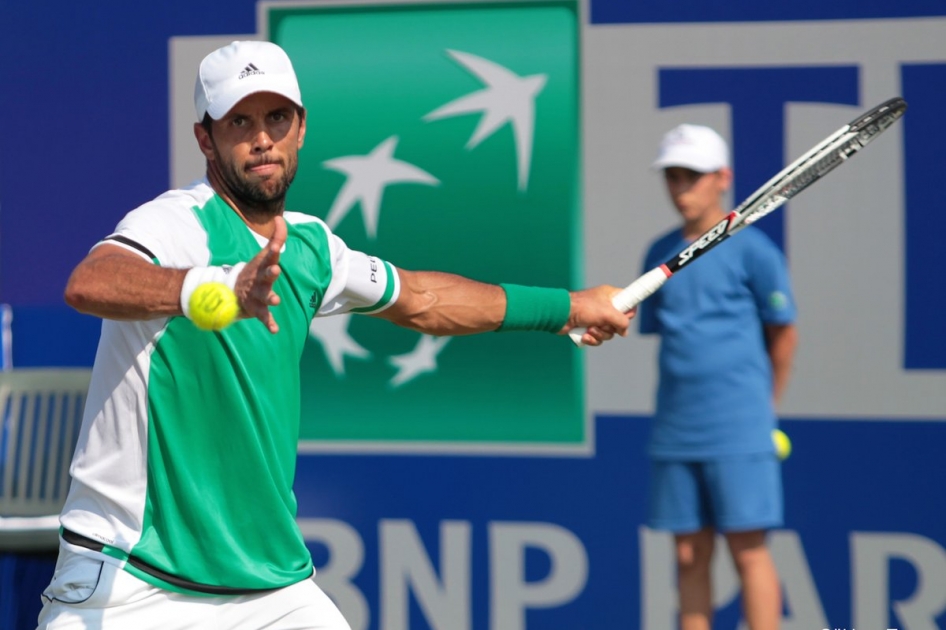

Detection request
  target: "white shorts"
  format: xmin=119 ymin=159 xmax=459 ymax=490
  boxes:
xmin=36 ymin=540 xmax=351 ymax=630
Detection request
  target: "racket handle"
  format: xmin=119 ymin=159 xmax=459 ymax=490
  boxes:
xmin=568 ymin=266 xmax=671 ymax=347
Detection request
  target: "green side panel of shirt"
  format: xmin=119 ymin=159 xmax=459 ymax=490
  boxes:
xmin=134 ymin=196 xmax=335 ymax=592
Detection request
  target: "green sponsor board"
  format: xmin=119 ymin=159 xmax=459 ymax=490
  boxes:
xmin=265 ymin=1 xmax=583 ymax=446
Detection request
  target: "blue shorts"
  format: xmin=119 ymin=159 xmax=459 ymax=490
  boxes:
xmin=647 ymin=454 xmax=783 ymax=533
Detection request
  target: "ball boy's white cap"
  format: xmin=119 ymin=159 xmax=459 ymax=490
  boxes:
xmin=194 ymin=40 xmax=304 ymax=121
xmin=652 ymin=124 xmax=730 ymax=173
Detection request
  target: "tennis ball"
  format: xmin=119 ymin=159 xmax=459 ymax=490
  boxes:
xmin=188 ymin=282 xmax=240 ymax=331
xmin=772 ymin=429 xmax=792 ymax=461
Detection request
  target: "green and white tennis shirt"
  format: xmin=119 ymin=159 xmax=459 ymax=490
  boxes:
xmin=60 ymin=180 xmax=399 ymax=594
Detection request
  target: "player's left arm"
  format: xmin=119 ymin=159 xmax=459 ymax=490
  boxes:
xmin=765 ymin=323 xmax=798 ymax=405
xmin=371 ymin=268 xmax=631 ymax=345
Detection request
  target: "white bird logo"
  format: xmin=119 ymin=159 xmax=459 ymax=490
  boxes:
xmin=308 ymin=313 xmax=372 ymax=376
xmin=424 ymin=49 xmax=547 ymax=192
xmin=322 ymin=136 xmax=439 ymax=239
xmin=388 ymin=335 xmax=452 ymax=388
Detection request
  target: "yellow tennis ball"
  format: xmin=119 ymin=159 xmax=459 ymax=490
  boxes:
xmin=772 ymin=429 xmax=792 ymax=461
xmin=188 ymin=282 xmax=240 ymax=331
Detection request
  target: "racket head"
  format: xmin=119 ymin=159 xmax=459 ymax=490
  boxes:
xmin=732 ymin=97 xmax=908 ymax=232
xmin=849 ymin=97 xmax=908 ymax=134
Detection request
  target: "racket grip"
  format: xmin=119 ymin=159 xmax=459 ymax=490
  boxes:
xmin=568 ymin=266 xmax=670 ymax=346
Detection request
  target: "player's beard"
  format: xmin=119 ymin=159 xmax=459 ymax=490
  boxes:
xmin=214 ymin=146 xmax=298 ymax=219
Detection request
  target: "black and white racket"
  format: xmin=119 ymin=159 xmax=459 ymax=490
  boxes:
xmin=571 ymin=96 xmax=908 ymax=346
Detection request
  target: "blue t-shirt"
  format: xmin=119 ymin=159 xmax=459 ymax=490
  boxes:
xmin=638 ymin=225 xmax=796 ymax=460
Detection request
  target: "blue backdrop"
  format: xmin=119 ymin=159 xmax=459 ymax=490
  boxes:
xmin=2 ymin=1 xmax=945 ymax=629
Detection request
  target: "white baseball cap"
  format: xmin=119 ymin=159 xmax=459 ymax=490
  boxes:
xmin=652 ymin=124 xmax=729 ymax=173
xmin=194 ymin=40 xmax=304 ymax=121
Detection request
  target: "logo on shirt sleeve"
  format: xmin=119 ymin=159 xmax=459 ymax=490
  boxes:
xmin=768 ymin=291 xmax=789 ymax=310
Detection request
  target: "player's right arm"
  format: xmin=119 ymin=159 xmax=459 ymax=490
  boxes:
xmin=64 ymin=245 xmax=187 ymax=320
xmin=65 ymin=216 xmax=287 ymax=332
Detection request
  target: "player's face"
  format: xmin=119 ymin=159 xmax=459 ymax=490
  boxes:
xmin=664 ymin=167 xmax=729 ymax=223
xmin=199 ymin=92 xmax=306 ymax=213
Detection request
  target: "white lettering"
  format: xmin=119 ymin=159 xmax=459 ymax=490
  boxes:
xmin=639 ymin=527 xmax=677 ymax=629
xmin=640 ymin=527 xmax=827 ymax=630
xmin=677 ymin=216 xmax=731 ymax=265
xmin=301 ymin=520 xmax=946 ymax=630
xmin=380 ymin=519 xmax=471 ymax=630
xmin=852 ymin=532 xmax=946 ymax=629
xmin=297 ymin=518 xmax=369 ymax=630
xmin=489 ymin=521 xmax=588 ymax=630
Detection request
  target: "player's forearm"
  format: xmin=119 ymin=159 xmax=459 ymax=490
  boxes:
xmin=380 ymin=269 xmax=505 ymax=335
xmin=766 ymin=324 xmax=798 ymax=404
xmin=64 ymin=250 xmax=187 ymax=320
xmin=379 ymin=270 xmax=628 ymax=343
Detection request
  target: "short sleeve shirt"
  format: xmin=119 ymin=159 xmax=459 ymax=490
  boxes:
xmin=60 ymin=180 xmax=400 ymax=593
xmin=638 ymin=225 xmax=795 ymax=459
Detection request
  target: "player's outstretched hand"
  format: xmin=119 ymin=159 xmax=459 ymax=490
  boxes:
xmin=560 ymin=285 xmax=635 ymax=346
xmin=234 ymin=216 xmax=286 ymax=334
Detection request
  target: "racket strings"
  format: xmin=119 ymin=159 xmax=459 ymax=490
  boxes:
xmin=786 ymin=106 xmax=904 ymax=197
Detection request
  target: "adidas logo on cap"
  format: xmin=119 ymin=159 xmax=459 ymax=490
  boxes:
xmin=238 ymin=63 xmax=264 ymax=80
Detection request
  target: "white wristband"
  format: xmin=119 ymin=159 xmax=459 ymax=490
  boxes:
xmin=180 ymin=263 xmax=246 ymax=320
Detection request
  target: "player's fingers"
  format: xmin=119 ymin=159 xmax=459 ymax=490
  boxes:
xmin=586 ymin=326 xmax=615 ymax=343
xmin=249 ymin=304 xmax=277 ymax=333
xmin=586 ymin=324 xmax=612 ymax=337
xmin=601 ymin=327 xmax=617 ymax=339
xmin=265 ymin=312 xmax=279 ymax=334
xmin=248 ymin=281 xmax=280 ymax=309
xmin=244 ymin=299 xmax=279 ymax=334
xmin=247 ymin=264 xmax=280 ymax=302
xmin=584 ymin=285 xmax=631 ymax=334
xmin=241 ymin=256 xmax=273 ymax=296
xmin=617 ymin=307 xmax=636 ymax=336
xmin=267 ymin=216 xmax=287 ymax=256
xmin=604 ymin=309 xmax=630 ymax=336
xmin=253 ymin=217 xmax=287 ymax=271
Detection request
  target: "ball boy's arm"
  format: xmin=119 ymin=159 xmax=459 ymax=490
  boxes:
xmin=765 ymin=323 xmax=798 ymax=405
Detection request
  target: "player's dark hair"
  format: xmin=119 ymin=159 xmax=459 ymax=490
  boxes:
xmin=200 ymin=112 xmax=214 ymax=137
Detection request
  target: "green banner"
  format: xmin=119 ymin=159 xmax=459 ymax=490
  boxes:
xmin=266 ymin=1 xmax=583 ymax=447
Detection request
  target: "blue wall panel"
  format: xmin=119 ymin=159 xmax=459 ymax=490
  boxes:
xmin=590 ymin=0 xmax=946 ymax=24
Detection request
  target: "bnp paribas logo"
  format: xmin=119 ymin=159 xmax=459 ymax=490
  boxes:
xmin=264 ymin=1 xmax=582 ymax=452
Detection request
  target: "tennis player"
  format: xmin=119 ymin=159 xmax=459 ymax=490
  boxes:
xmin=36 ymin=40 xmax=631 ymax=629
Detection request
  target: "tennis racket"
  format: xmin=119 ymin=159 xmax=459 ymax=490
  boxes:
xmin=571 ymin=96 xmax=908 ymax=346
